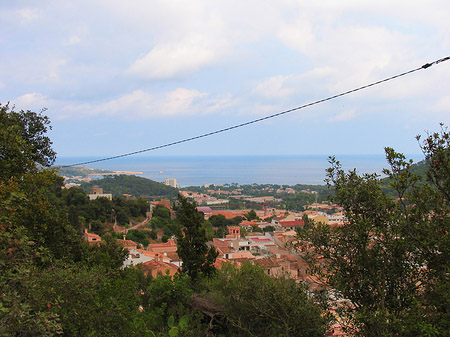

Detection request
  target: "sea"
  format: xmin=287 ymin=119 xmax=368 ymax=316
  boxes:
xmin=55 ymin=154 xmax=424 ymax=188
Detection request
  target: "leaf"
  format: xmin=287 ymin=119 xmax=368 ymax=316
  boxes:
xmin=167 ymin=315 xmax=175 ymax=328
xmin=178 ymin=315 xmax=188 ymax=330
xmin=168 ymin=326 xmax=179 ymax=337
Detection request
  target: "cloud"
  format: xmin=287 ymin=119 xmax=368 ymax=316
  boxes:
xmin=11 ymin=88 xmax=234 ymax=121
xmin=253 ymin=75 xmax=295 ymax=98
xmin=13 ymin=92 xmax=49 ymax=110
xmin=95 ymin=88 xmax=233 ymax=118
xmin=127 ymin=35 xmax=220 ymax=79
xmin=16 ymin=7 xmax=40 ymax=23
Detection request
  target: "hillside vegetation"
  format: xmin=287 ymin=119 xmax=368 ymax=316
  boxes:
xmin=81 ymin=174 xmax=178 ymax=199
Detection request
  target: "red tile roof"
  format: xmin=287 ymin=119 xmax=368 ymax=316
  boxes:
xmin=255 ymin=257 xmax=279 ymax=268
xmin=211 ymin=210 xmax=242 ymax=219
xmin=279 ymin=220 xmax=305 ymax=227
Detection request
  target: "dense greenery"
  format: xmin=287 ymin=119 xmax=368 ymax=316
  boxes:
xmin=175 ymin=196 xmax=218 ymax=279
xmin=0 ymin=103 xmax=56 ymax=181
xmin=7 ymin=104 xmax=448 ymax=336
xmin=61 ymin=186 xmax=149 ymax=228
xmin=207 ymin=263 xmax=329 ymax=336
xmin=299 ymin=126 xmax=450 ymax=336
xmin=80 ymin=174 xmax=178 ymax=199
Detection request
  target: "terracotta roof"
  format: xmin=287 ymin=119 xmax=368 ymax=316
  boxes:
xmin=255 ymin=257 xmax=279 ymax=268
xmin=166 ymin=252 xmax=181 ymax=262
xmin=250 ymin=237 xmax=272 ymax=242
xmin=230 ymin=251 xmax=255 ymax=260
xmin=196 ymin=206 xmax=213 ymax=213
xmin=118 ymin=239 xmax=138 ymax=249
xmin=279 ymin=220 xmax=305 ymax=227
xmin=212 ymin=238 xmax=231 ymax=248
xmin=240 ymin=220 xmax=259 ymax=227
xmin=211 ymin=211 xmax=241 ymax=219
xmin=148 ymin=239 xmax=176 ymax=248
xmin=217 ymin=246 xmax=233 ymax=254
xmin=214 ymin=258 xmax=242 ymax=269
xmin=141 ymin=259 xmax=179 ymax=271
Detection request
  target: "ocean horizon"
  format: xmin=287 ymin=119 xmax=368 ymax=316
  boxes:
xmin=55 ymin=154 xmax=424 ymax=187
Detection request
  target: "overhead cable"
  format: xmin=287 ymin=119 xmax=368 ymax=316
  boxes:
xmin=58 ymin=56 xmax=450 ymax=168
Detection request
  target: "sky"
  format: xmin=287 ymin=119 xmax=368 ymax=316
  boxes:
xmin=1 ymin=1 xmax=450 ymax=161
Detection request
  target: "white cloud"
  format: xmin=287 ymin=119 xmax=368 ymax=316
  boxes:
xmin=16 ymin=8 xmax=40 ymax=23
xmin=254 ymin=75 xmax=295 ymax=98
xmin=127 ymin=35 xmax=221 ymax=79
xmin=278 ymin=21 xmax=315 ymax=54
xmin=13 ymin=88 xmax=235 ymax=121
xmin=13 ymin=92 xmax=49 ymax=110
xmin=43 ymin=59 xmax=68 ymax=82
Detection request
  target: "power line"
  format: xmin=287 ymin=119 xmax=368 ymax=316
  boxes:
xmin=58 ymin=56 xmax=450 ymax=168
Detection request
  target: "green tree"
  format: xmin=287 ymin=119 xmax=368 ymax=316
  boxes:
xmin=298 ymin=126 xmax=450 ymax=336
xmin=152 ymin=204 xmax=171 ymax=219
xmin=0 ymin=103 xmax=56 ymax=181
xmin=245 ymin=209 xmax=258 ymax=221
xmin=208 ymin=263 xmax=329 ymax=336
xmin=175 ymin=195 xmax=218 ymax=279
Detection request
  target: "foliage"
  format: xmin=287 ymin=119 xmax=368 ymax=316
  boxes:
xmin=208 ymin=214 xmax=243 ymax=228
xmin=263 ymin=225 xmax=275 ymax=232
xmin=144 ymin=273 xmax=206 ymax=336
xmin=175 ymin=195 xmax=218 ymax=279
xmin=0 ymin=103 xmax=56 ymax=181
xmin=80 ymin=174 xmax=178 ymax=199
xmin=208 ymin=263 xmax=329 ymax=337
xmin=84 ymin=233 xmax=129 ymax=270
xmin=244 ymin=209 xmax=259 ymax=221
xmin=125 ymin=229 xmax=155 ymax=248
xmin=152 ymin=204 xmax=172 ymax=219
xmin=298 ymin=126 xmax=450 ymax=336
xmin=62 ymin=187 xmax=149 ymax=227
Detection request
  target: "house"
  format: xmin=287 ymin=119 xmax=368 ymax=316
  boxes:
xmin=140 ymin=259 xmax=179 ymax=278
xmin=196 ymin=206 xmax=213 ymax=219
xmin=254 ymin=257 xmax=282 ymax=277
xmin=211 ymin=238 xmax=235 ymax=259
xmin=248 ymin=235 xmax=275 ymax=252
xmin=117 ymin=237 xmax=139 ymax=250
xmin=83 ymin=229 xmax=101 ymax=245
xmin=229 ymin=251 xmax=255 ymax=262
xmin=210 ymin=210 xmax=242 ymax=219
xmin=147 ymin=239 xmax=178 ymax=254
xmin=88 ymin=186 xmax=112 ymax=201
xmin=310 ymin=214 xmax=329 ymax=225
xmin=278 ymin=220 xmax=305 ymax=231
xmin=214 ymin=258 xmax=241 ymax=269
xmin=273 ymin=230 xmax=297 ymax=247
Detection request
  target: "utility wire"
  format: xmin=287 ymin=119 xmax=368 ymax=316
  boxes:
xmin=58 ymin=56 xmax=450 ymax=168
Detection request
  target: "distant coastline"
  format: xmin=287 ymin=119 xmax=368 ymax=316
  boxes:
xmin=55 ymin=154 xmax=424 ymax=187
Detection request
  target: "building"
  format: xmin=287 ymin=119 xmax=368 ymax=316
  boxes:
xmin=83 ymin=229 xmax=101 ymax=245
xmin=164 ymin=178 xmax=179 ymax=188
xmin=88 ymin=186 xmax=112 ymax=201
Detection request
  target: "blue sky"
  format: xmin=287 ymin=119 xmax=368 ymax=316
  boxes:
xmin=1 ymin=1 xmax=450 ymax=160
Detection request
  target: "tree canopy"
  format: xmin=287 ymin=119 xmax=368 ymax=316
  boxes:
xmin=0 ymin=103 xmax=56 ymax=181
xmin=175 ymin=195 xmax=218 ymax=279
xmin=298 ymin=125 xmax=450 ymax=336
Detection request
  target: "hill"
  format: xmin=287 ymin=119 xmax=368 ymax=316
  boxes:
xmin=80 ymin=174 xmax=178 ymax=199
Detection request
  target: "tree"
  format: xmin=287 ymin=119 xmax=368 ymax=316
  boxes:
xmin=244 ymin=209 xmax=258 ymax=221
xmin=152 ymin=204 xmax=171 ymax=219
xmin=207 ymin=263 xmax=329 ymax=336
xmin=298 ymin=126 xmax=450 ymax=336
xmin=175 ymin=195 xmax=218 ymax=279
xmin=0 ymin=103 xmax=56 ymax=181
